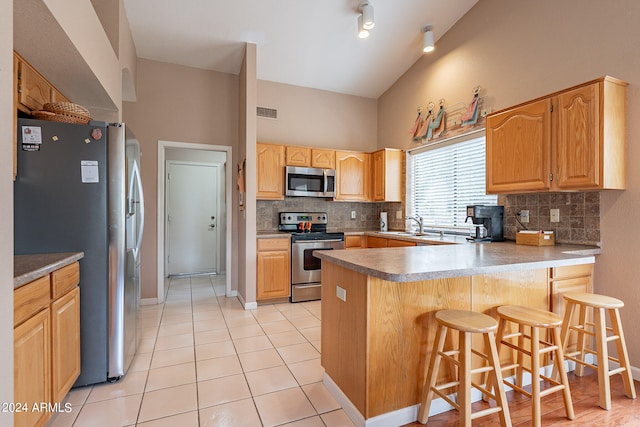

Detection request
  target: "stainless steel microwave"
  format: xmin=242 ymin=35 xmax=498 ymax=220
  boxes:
xmin=285 ymin=166 xmax=336 ymax=198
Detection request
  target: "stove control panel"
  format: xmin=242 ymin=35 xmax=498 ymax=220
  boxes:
xmin=279 ymin=212 xmax=328 ymax=226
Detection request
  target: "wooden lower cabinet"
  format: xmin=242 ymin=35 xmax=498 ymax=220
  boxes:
xmin=14 ymin=308 xmax=51 ymax=427
xmin=13 ymin=261 xmax=80 ymax=427
xmin=366 ymin=236 xmax=417 ymax=248
xmin=257 ymin=238 xmax=291 ymax=300
xmin=550 ymin=264 xmax=593 ymax=354
xmin=344 ymin=235 xmax=365 ymax=249
xmin=51 ymin=287 xmax=81 ymax=404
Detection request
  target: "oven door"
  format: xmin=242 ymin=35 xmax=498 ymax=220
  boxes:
xmin=291 ymin=239 xmax=344 ymax=302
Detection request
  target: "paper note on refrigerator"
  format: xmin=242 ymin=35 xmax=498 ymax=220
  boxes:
xmin=81 ymin=160 xmax=99 ymax=183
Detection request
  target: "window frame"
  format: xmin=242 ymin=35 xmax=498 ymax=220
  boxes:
xmin=405 ymin=130 xmax=497 ymax=235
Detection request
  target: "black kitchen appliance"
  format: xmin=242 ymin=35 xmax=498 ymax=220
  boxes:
xmin=465 ymin=205 xmax=504 ymax=242
xmin=279 ymin=212 xmax=344 ymax=302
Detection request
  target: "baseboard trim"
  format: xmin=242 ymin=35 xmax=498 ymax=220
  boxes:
xmin=237 ymin=293 xmax=257 ymax=310
xmin=324 ymin=356 xmax=607 ymax=427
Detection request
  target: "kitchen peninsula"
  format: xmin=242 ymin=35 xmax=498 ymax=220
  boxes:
xmin=315 ymin=243 xmax=598 ymax=427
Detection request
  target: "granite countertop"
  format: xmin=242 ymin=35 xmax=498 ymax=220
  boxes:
xmin=14 ymin=252 xmax=85 ymax=289
xmin=314 ymin=242 xmax=598 ymax=282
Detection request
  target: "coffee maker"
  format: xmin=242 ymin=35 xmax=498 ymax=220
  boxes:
xmin=465 ymin=205 xmax=504 ymax=242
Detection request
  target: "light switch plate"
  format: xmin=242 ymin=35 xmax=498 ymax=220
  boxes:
xmin=396 ymin=210 xmax=402 ymax=219
xmin=351 ymin=211 xmax=356 ymax=219
xmin=519 ymin=210 xmax=529 ymax=223
xmin=336 ymin=286 xmax=347 ymax=302
xmin=550 ymin=208 xmax=560 ymax=223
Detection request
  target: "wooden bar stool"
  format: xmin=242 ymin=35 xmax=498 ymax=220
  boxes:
xmin=418 ymin=309 xmax=511 ymax=426
xmin=487 ymin=305 xmax=575 ymax=427
xmin=558 ymin=292 xmax=636 ymax=410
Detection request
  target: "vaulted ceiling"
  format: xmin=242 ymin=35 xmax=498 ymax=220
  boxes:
xmin=123 ymin=0 xmax=478 ymax=99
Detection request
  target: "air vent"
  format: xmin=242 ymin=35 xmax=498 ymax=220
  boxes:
xmin=257 ymin=106 xmax=278 ymax=120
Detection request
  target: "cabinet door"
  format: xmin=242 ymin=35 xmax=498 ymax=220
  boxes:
xmin=285 ymin=146 xmax=311 ymax=167
xmin=257 ymin=250 xmax=291 ymax=300
xmin=51 ymin=287 xmax=81 ymax=404
xmin=311 ymin=149 xmax=335 ymax=169
xmin=14 ymin=308 xmax=51 ymax=427
xmin=366 ymin=236 xmax=388 ymax=248
xmin=345 ymin=235 xmax=365 ymax=249
xmin=371 ymin=150 xmax=386 ymax=201
xmin=387 ymin=238 xmax=416 ymax=247
xmin=18 ymin=60 xmax=51 ymax=112
xmin=550 ymin=264 xmax=593 ymax=354
xmin=335 ymin=151 xmax=370 ymax=201
xmin=554 ymin=83 xmax=599 ymax=189
xmin=486 ymin=98 xmax=551 ymax=193
xmin=257 ymin=143 xmax=285 ymax=200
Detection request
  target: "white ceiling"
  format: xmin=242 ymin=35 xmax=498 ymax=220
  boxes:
xmin=122 ymin=0 xmax=478 ymax=99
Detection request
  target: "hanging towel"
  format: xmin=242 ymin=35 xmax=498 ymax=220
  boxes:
xmin=461 ymin=95 xmax=479 ymax=123
xmin=409 ymin=112 xmax=422 ymax=139
xmin=417 ymin=110 xmax=433 ymax=140
xmin=428 ymin=105 xmax=445 ymax=139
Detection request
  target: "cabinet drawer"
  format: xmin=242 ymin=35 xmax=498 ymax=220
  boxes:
xmin=14 ymin=275 xmax=51 ymax=326
xmin=257 ymin=238 xmax=290 ymax=252
xmin=551 ymin=264 xmax=593 ymax=280
xmin=51 ymin=262 xmax=80 ymax=299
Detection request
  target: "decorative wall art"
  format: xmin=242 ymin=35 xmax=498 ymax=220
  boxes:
xmin=410 ymin=86 xmax=486 ymax=145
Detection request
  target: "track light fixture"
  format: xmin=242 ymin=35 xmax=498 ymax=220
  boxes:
xmin=423 ymin=25 xmax=434 ymax=53
xmin=359 ymin=1 xmax=375 ymax=30
xmin=358 ymin=14 xmax=369 ymax=38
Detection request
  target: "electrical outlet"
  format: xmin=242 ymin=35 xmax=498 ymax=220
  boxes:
xmin=351 ymin=210 xmax=356 ymax=219
xmin=336 ymin=286 xmax=347 ymax=302
xmin=550 ymin=208 xmax=560 ymax=223
xmin=519 ymin=210 xmax=529 ymax=223
xmin=396 ymin=210 xmax=402 ymax=219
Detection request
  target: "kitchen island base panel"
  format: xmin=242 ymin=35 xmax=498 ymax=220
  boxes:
xmin=320 ymin=260 xmax=591 ymax=424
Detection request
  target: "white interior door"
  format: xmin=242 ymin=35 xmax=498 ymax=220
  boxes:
xmin=166 ymin=161 xmax=219 ymax=275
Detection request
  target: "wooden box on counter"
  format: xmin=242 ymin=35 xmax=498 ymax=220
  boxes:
xmin=516 ymin=231 xmax=555 ymax=246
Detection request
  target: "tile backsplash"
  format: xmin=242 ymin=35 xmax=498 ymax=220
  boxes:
xmin=498 ymin=192 xmax=600 ymax=245
xmin=257 ymin=199 xmax=404 ymax=231
xmin=258 ymin=192 xmax=600 ymax=246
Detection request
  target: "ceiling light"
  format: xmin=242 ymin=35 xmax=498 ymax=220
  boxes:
xmin=358 ymin=15 xmax=370 ymax=39
xmin=423 ymin=26 xmax=434 ymax=53
xmin=359 ymin=2 xmax=375 ymax=30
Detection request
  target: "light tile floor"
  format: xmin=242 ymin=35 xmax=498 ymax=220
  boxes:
xmin=47 ymin=275 xmax=354 ymax=427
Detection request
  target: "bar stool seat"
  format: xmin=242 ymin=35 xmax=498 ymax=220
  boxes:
xmin=487 ymin=305 xmax=575 ymax=427
xmin=559 ymin=292 xmax=636 ymax=410
xmin=418 ymin=309 xmax=511 ymax=426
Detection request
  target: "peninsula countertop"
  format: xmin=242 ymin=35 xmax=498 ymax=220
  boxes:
xmin=14 ymin=252 xmax=85 ymax=289
xmin=314 ymin=242 xmax=598 ymax=282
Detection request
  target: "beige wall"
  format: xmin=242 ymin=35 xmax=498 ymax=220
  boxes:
xmin=123 ymin=59 xmax=239 ymax=299
xmin=379 ymin=0 xmax=640 ymax=367
xmin=257 ymin=81 xmax=378 ymax=152
xmin=0 ymin=0 xmax=14 ymax=417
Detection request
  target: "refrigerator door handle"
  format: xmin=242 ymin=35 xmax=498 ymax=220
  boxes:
xmin=131 ymin=161 xmax=145 ymax=254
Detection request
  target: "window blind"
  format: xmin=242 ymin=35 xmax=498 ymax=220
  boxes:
xmin=409 ymin=136 xmax=497 ymax=231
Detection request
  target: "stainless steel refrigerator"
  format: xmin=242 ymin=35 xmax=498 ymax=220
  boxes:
xmin=14 ymin=118 xmax=144 ymax=386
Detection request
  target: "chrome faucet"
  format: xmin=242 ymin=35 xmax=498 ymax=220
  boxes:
xmin=405 ymin=215 xmax=424 ymax=235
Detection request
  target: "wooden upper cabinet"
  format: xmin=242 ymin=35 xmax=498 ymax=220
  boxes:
xmin=335 ymin=150 xmax=370 ymax=201
xmin=311 ymin=148 xmax=335 ymax=169
xmin=555 ymin=79 xmax=626 ymax=190
xmin=256 ymin=143 xmax=285 ymax=200
xmin=285 ymin=146 xmax=311 ymax=167
xmin=372 ymin=148 xmax=403 ymax=202
xmin=486 ymin=76 xmax=627 ymax=194
xmin=486 ymin=98 xmax=552 ymax=193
